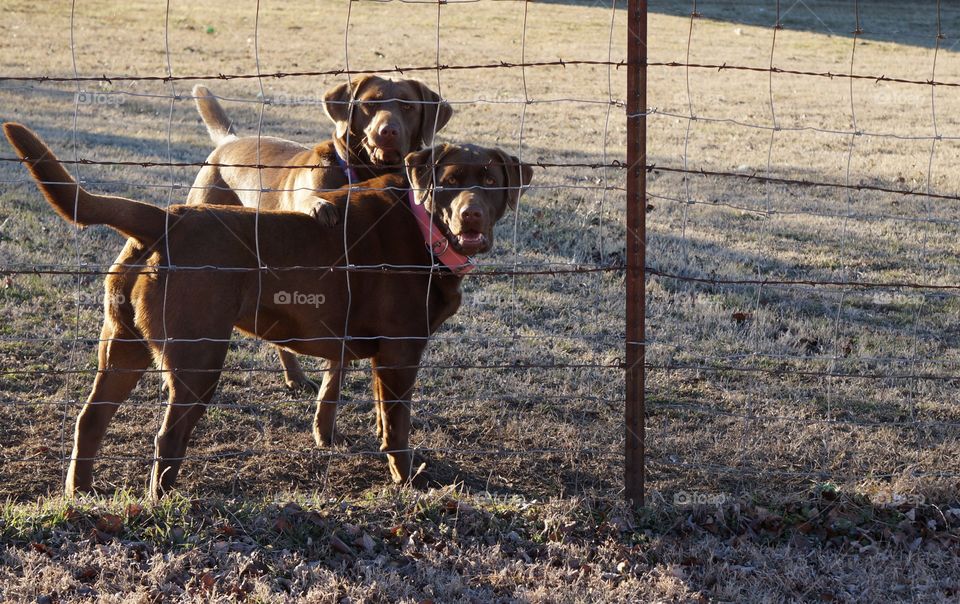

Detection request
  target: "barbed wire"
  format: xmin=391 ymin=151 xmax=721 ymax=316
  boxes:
xmin=0 ymin=59 xmax=631 ymax=84
xmin=1 ymin=392 xmax=624 ymax=408
xmin=0 ymin=445 xmax=619 ymax=466
xmin=0 ymin=362 xmax=624 ymax=377
xmin=9 ymin=58 xmax=960 ymax=92
xmin=649 ymin=458 xmax=960 ymax=482
xmin=0 ymin=262 xmax=624 ymax=276
xmin=6 ymin=152 xmax=960 ymax=203
xmin=0 ymin=83 xmax=628 ymax=108
xmin=4 ymin=359 xmax=960 ymax=385
xmin=0 ymin=155 xmax=627 ymax=171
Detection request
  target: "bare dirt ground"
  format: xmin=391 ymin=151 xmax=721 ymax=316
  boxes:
xmin=1 ymin=0 xmax=959 ymax=601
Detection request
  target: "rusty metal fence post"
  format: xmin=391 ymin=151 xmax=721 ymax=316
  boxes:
xmin=625 ymin=0 xmax=647 ymax=506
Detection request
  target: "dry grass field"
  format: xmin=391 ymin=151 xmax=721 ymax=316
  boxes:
xmin=1 ymin=0 xmax=960 ymax=601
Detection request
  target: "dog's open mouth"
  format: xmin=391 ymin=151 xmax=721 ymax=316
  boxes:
xmin=453 ymin=230 xmax=487 ymax=256
xmin=429 ymin=215 xmax=487 ymax=257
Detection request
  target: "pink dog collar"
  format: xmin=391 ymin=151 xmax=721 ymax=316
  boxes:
xmin=408 ymin=190 xmax=475 ymax=275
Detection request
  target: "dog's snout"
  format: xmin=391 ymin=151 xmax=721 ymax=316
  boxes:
xmin=363 ymin=112 xmax=406 ymax=165
xmin=377 ymin=122 xmax=400 ymax=142
xmin=459 ymin=205 xmax=485 ymax=226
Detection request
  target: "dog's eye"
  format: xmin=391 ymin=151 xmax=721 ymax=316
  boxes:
xmin=356 ymin=102 xmax=373 ymax=115
xmin=484 ymin=176 xmax=496 ymax=187
xmin=444 ymin=176 xmax=458 ymax=187
xmin=400 ymin=102 xmax=414 ymax=111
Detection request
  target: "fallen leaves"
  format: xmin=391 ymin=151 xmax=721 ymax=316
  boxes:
xmin=75 ymin=565 xmax=98 ymax=582
xmin=125 ymin=503 xmax=144 ymax=519
xmin=356 ymin=532 xmax=376 ymax=553
xmin=663 ymin=488 xmax=960 ymax=555
xmin=95 ymin=513 xmax=124 ymax=535
xmin=329 ymin=535 xmax=355 ymax=557
xmin=217 ymin=523 xmax=237 ymax=537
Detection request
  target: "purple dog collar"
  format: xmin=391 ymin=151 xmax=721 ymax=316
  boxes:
xmin=334 ymin=147 xmax=357 ymax=183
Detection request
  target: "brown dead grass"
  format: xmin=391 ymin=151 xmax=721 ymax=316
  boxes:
xmin=2 ymin=490 xmax=959 ymax=602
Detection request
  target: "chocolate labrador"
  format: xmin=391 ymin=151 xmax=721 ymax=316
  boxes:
xmin=5 ymin=122 xmax=531 ymax=498
xmin=188 ymin=76 xmax=453 ymax=391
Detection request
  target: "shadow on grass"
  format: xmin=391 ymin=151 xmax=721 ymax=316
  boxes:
xmin=3 ymin=90 xmax=959 ymax=505
xmin=533 ymin=0 xmax=957 ymax=50
xmin=656 ymin=0 xmax=959 ymax=50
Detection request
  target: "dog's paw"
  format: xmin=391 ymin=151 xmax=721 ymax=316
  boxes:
xmin=284 ymin=374 xmax=320 ymax=394
xmin=313 ymin=428 xmax=349 ymax=448
xmin=310 ymin=199 xmax=340 ymax=227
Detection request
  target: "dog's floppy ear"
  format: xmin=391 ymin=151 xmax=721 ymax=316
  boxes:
xmin=492 ymin=149 xmax=533 ymax=209
xmin=405 ymin=144 xmax=454 ymax=205
xmin=323 ymin=76 xmax=370 ymax=139
xmin=411 ymin=81 xmax=453 ymax=147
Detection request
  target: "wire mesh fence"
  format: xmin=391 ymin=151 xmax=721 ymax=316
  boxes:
xmin=2 ymin=0 xmax=959 ymax=507
xmin=0 ymin=0 xmax=631 ymax=502
xmin=645 ymin=0 xmax=960 ymax=505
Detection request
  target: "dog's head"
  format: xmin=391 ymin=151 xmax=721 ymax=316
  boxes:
xmin=405 ymin=144 xmax=534 ymax=256
xmin=324 ymin=76 xmax=453 ymax=169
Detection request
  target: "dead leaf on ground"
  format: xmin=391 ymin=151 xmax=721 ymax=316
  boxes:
xmin=96 ymin=513 xmax=123 ymax=535
xmin=330 ymin=535 xmax=356 ymax=557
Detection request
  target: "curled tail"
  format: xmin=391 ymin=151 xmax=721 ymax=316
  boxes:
xmin=3 ymin=122 xmax=170 ymax=246
xmin=193 ymin=85 xmax=237 ymax=145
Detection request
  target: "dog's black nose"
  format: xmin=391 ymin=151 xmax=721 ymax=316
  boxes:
xmin=459 ymin=205 xmax=484 ymax=226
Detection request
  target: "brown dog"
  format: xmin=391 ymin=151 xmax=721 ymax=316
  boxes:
xmin=188 ymin=77 xmax=453 ymax=391
xmin=5 ymin=122 xmax=531 ymax=498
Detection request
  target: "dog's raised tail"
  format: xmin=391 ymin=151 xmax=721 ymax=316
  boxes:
xmin=3 ymin=122 xmax=170 ymax=246
xmin=193 ymin=85 xmax=237 ymax=145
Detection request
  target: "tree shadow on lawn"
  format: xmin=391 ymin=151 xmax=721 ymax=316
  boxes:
xmin=648 ymin=0 xmax=957 ymax=50
xmin=532 ymin=0 xmax=956 ymax=51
